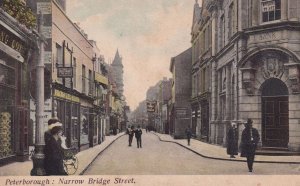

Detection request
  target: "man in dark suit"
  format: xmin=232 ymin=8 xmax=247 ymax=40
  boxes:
xmin=241 ymin=118 xmax=260 ymax=172
xmin=127 ymin=126 xmax=134 ymax=146
xmin=185 ymin=126 xmax=192 ymax=146
xmin=135 ymin=125 xmax=143 ymax=148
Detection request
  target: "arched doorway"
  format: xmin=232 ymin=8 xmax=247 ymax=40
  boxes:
xmin=261 ymin=78 xmax=289 ymax=148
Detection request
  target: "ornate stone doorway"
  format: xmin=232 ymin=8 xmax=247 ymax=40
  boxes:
xmin=261 ymin=78 xmax=289 ymax=148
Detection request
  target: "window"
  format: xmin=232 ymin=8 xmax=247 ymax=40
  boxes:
xmin=56 ymin=43 xmax=63 ymax=66
xmin=56 ymin=43 xmax=63 ymax=83
xmin=220 ymin=15 xmax=225 ymax=49
xmin=88 ymin=70 xmax=93 ymax=95
xmin=262 ymin=0 xmax=281 ymax=22
xmin=82 ymin=65 xmax=86 ymax=94
xmin=73 ymin=57 xmax=76 ymax=88
xmin=228 ymin=3 xmax=234 ymax=38
xmin=192 ymin=75 xmax=196 ymax=97
xmin=202 ymin=68 xmax=206 ymax=92
xmin=220 ymin=96 xmax=226 ymax=119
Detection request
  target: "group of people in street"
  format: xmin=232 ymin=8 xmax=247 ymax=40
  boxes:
xmin=227 ymin=118 xmax=260 ymax=173
xmin=42 ymin=117 xmax=259 ymax=175
xmin=184 ymin=118 xmax=260 ymax=173
xmin=127 ymin=125 xmax=143 ymax=148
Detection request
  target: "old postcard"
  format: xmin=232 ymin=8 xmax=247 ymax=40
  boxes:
xmin=0 ymin=0 xmax=300 ymax=185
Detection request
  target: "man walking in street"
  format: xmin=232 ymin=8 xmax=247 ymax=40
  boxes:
xmin=227 ymin=122 xmax=238 ymax=158
xmin=185 ymin=126 xmax=192 ymax=146
xmin=127 ymin=126 xmax=134 ymax=146
xmin=240 ymin=118 xmax=260 ymax=173
xmin=135 ymin=125 xmax=143 ymax=148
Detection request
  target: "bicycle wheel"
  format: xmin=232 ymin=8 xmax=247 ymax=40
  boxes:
xmin=63 ymin=155 xmax=79 ymax=175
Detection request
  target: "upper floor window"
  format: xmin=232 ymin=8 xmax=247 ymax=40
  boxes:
xmin=262 ymin=0 xmax=281 ymax=22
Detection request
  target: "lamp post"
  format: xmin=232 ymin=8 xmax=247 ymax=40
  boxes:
xmin=31 ymin=12 xmax=46 ymax=176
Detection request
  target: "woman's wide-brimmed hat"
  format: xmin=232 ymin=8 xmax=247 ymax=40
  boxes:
xmin=48 ymin=118 xmax=63 ymax=130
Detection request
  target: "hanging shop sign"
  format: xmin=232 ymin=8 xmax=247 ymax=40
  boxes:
xmin=146 ymin=101 xmax=156 ymax=112
xmin=57 ymin=67 xmax=73 ymax=78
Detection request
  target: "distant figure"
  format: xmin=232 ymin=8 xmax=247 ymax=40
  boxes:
xmin=127 ymin=126 xmax=134 ymax=147
xmin=227 ymin=122 xmax=238 ymax=158
xmin=185 ymin=126 xmax=192 ymax=146
xmin=240 ymin=118 xmax=260 ymax=173
xmin=44 ymin=119 xmax=67 ymax=175
xmin=135 ymin=125 xmax=143 ymax=148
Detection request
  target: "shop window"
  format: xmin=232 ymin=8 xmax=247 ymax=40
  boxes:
xmin=0 ymin=63 xmax=16 ymax=87
xmin=262 ymin=0 xmax=281 ymax=22
xmin=80 ymin=108 xmax=89 ymax=145
xmin=71 ymin=104 xmax=79 ymax=141
xmin=0 ymin=110 xmax=13 ymax=158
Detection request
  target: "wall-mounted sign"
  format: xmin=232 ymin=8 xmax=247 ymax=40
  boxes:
xmin=37 ymin=2 xmax=52 ymax=14
xmin=57 ymin=67 xmax=73 ymax=78
xmin=176 ymin=107 xmax=188 ymax=118
xmin=41 ymin=26 xmax=52 ymax=39
xmin=0 ymin=25 xmax=26 ymax=56
xmin=54 ymin=89 xmax=80 ymax=103
xmin=44 ymin=51 xmax=52 ymax=64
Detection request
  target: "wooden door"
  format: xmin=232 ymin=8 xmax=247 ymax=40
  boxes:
xmin=262 ymin=96 xmax=289 ymax=147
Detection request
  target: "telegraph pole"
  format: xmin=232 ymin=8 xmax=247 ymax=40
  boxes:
xmin=31 ymin=12 xmax=46 ymax=176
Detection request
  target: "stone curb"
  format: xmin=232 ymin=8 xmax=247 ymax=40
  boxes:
xmin=79 ymin=133 xmax=126 ymax=175
xmin=152 ymin=132 xmax=300 ymax=165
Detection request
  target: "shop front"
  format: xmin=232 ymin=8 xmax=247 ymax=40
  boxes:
xmin=53 ymin=89 xmax=80 ymax=149
xmin=0 ymin=15 xmax=33 ymax=164
xmin=80 ymin=99 xmax=95 ymax=150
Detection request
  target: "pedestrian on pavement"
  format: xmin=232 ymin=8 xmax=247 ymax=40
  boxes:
xmin=135 ymin=125 xmax=143 ymax=148
xmin=185 ymin=126 xmax=192 ymax=146
xmin=227 ymin=122 xmax=238 ymax=158
xmin=128 ymin=126 xmax=134 ymax=146
xmin=44 ymin=119 xmax=67 ymax=175
xmin=240 ymin=118 xmax=260 ymax=173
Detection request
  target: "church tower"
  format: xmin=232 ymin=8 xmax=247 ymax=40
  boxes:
xmin=111 ymin=49 xmax=124 ymax=96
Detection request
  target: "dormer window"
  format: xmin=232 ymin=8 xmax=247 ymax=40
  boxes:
xmin=262 ymin=0 xmax=281 ymax=22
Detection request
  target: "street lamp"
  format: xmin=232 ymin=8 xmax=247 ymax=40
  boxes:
xmin=31 ymin=12 xmax=46 ymax=176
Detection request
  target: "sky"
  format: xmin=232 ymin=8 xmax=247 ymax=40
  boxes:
xmin=66 ymin=0 xmax=197 ymax=110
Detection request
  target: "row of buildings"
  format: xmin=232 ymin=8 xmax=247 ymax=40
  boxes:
xmin=134 ymin=0 xmax=300 ymax=153
xmin=0 ymin=0 xmax=128 ymax=165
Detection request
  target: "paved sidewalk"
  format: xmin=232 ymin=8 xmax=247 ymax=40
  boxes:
xmin=0 ymin=132 xmax=125 ymax=176
xmin=153 ymin=132 xmax=300 ymax=164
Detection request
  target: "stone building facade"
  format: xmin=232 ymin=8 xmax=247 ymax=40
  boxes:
xmin=192 ymin=0 xmax=300 ymax=152
xmin=191 ymin=0 xmax=212 ymax=142
xmin=170 ymin=48 xmax=192 ymax=139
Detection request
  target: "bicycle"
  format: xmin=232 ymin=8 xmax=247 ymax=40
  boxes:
xmin=63 ymin=148 xmax=79 ymax=175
